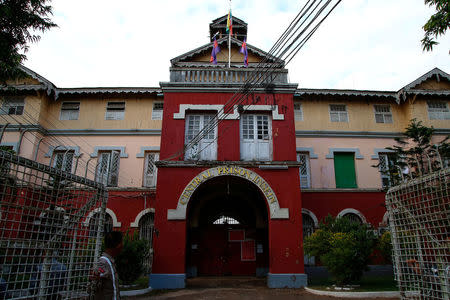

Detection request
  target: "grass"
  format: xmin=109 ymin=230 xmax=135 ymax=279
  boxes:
xmin=308 ymin=275 xmax=398 ymax=292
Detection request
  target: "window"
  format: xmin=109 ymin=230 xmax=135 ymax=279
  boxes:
xmin=105 ymin=102 xmax=125 ymax=120
xmin=0 ymin=97 xmax=24 ymax=115
xmin=333 ymin=152 xmax=357 ymax=188
xmin=151 ymin=101 xmax=164 ymax=120
xmin=378 ymin=153 xmax=394 ymax=188
xmin=143 ymin=152 xmax=159 ymax=187
xmin=185 ymin=114 xmax=217 ymax=161
xmin=213 ymin=215 xmax=240 ymax=225
xmin=342 ymin=213 xmax=363 ymax=224
xmin=138 ymin=213 xmax=154 ymax=242
xmin=374 ymin=105 xmax=393 ymax=123
xmin=96 ymin=151 xmax=120 ymax=186
xmin=427 ymin=101 xmax=450 ymax=120
xmin=297 ymin=153 xmax=311 ymax=188
xmin=52 ymin=151 xmax=74 ymax=173
xmin=302 ymin=213 xmax=315 ymax=265
xmin=89 ymin=213 xmax=113 ymax=238
xmin=240 ymin=114 xmax=271 ymax=161
xmin=60 ymin=102 xmax=80 ymax=120
xmin=329 ymin=104 xmax=348 ymax=122
xmin=294 ymin=102 xmax=303 ymax=121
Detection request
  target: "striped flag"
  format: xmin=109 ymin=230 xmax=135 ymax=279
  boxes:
xmin=240 ymin=38 xmax=248 ymax=67
xmin=226 ymin=10 xmax=233 ymax=35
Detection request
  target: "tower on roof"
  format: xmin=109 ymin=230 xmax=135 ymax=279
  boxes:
xmin=209 ymin=15 xmax=247 ymax=42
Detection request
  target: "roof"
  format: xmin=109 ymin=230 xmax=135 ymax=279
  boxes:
xmin=295 ymin=88 xmax=396 ymax=99
xmin=55 ymin=87 xmax=162 ymax=98
xmin=401 ymin=67 xmax=450 ymax=91
xmin=170 ymin=36 xmax=283 ymax=66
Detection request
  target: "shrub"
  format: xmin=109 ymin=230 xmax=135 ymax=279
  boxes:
xmin=377 ymin=231 xmax=393 ymax=264
xmin=304 ymin=215 xmax=377 ymax=285
xmin=115 ymin=232 xmax=150 ymax=285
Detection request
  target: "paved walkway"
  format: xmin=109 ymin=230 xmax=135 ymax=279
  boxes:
xmin=125 ymin=277 xmax=400 ymax=300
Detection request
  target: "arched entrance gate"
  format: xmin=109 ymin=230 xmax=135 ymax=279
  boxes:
xmin=151 ymin=166 xmax=306 ymax=289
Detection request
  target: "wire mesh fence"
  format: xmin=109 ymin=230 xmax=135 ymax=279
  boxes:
xmin=0 ymin=149 xmax=108 ymax=299
xmin=386 ymin=167 xmax=450 ymax=300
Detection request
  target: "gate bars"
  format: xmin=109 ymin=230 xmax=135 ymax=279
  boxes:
xmin=0 ymin=150 xmax=108 ymax=299
xmin=386 ymin=167 xmax=450 ymax=300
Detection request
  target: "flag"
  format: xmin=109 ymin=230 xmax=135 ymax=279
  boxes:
xmin=210 ymin=37 xmax=220 ymax=64
xmin=226 ymin=10 xmax=233 ymax=35
xmin=240 ymin=38 xmax=248 ymax=67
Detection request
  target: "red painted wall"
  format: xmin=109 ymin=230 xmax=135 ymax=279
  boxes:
xmin=302 ymin=191 xmax=387 ymax=226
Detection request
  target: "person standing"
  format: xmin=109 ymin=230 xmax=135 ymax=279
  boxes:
xmin=90 ymin=231 xmax=123 ymax=300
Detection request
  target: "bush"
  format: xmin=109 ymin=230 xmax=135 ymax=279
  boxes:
xmin=304 ymin=215 xmax=377 ymax=285
xmin=377 ymin=231 xmax=392 ymax=264
xmin=115 ymin=232 xmax=150 ymax=285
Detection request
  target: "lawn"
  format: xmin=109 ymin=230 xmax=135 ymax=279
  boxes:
xmin=308 ymin=275 xmax=398 ymax=292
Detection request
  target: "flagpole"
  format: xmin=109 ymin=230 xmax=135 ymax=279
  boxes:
xmin=228 ymin=0 xmax=231 ymax=68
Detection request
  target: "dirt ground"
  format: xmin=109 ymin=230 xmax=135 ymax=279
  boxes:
xmin=125 ymin=277 xmax=400 ymax=300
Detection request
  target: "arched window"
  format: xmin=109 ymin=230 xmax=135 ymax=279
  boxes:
xmin=138 ymin=212 xmax=154 ymax=243
xmin=302 ymin=213 xmax=315 ymax=238
xmin=213 ymin=215 xmax=240 ymax=225
xmin=89 ymin=213 xmax=113 ymax=237
xmin=342 ymin=212 xmax=363 ymax=224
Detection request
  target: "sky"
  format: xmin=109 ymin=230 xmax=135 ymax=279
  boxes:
xmin=25 ymin=0 xmax=449 ymax=91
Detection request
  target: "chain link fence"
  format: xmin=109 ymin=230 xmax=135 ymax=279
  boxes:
xmin=386 ymin=167 xmax=450 ymax=300
xmin=0 ymin=149 xmax=108 ymax=299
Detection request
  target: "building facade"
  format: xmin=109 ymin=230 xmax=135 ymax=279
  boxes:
xmin=1 ymin=15 xmax=449 ymax=289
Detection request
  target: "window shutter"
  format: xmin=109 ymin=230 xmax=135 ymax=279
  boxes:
xmin=108 ymin=151 xmax=120 ymax=187
xmin=97 ymin=152 xmax=111 ymax=185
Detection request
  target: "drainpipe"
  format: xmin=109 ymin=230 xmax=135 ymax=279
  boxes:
xmin=17 ymin=128 xmax=30 ymax=155
xmin=0 ymin=123 xmax=10 ymax=143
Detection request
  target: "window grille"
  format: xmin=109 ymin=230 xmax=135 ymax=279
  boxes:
xmin=0 ymin=97 xmax=24 ymax=115
xmin=213 ymin=215 xmax=240 ymax=225
xmin=89 ymin=213 xmax=113 ymax=238
xmin=138 ymin=213 xmax=154 ymax=273
xmin=185 ymin=114 xmax=217 ymax=160
xmin=302 ymin=214 xmax=315 ymax=237
xmin=60 ymin=102 xmax=80 ymax=120
xmin=143 ymin=152 xmax=159 ymax=187
xmin=374 ymin=104 xmax=393 ymax=123
xmin=378 ymin=153 xmax=396 ymax=188
xmin=342 ymin=213 xmax=363 ymax=224
xmin=151 ymin=102 xmax=163 ymax=120
xmin=297 ymin=153 xmax=311 ymax=188
xmin=427 ymin=101 xmax=450 ymax=120
xmin=329 ymin=104 xmax=348 ymax=122
xmin=96 ymin=151 xmax=120 ymax=187
xmin=294 ymin=102 xmax=303 ymax=121
xmin=53 ymin=151 xmax=75 ymax=173
xmin=105 ymin=102 xmax=125 ymax=120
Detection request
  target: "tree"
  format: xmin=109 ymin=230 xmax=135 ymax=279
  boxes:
xmin=421 ymin=0 xmax=450 ymax=51
xmin=0 ymin=0 xmax=56 ymax=83
xmin=376 ymin=119 xmax=450 ymax=186
xmin=304 ymin=215 xmax=377 ymax=285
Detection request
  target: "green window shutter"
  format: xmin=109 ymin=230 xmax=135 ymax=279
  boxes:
xmin=334 ymin=152 xmax=357 ymax=188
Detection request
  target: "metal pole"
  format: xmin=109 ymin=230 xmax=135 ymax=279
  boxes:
xmin=74 ymin=153 xmax=83 ymax=174
xmin=49 ymin=145 xmax=63 ymax=167
xmin=33 ymin=137 xmax=44 ymax=161
xmin=17 ymin=128 xmax=30 ymax=155
xmin=0 ymin=122 xmax=9 ymax=143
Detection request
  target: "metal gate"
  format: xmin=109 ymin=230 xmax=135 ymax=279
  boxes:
xmin=0 ymin=150 xmax=108 ymax=299
xmin=386 ymin=167 xmax=449 ymax=300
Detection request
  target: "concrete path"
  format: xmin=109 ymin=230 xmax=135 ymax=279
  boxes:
xmin=124 ymin=277 xmax=400 ymax=300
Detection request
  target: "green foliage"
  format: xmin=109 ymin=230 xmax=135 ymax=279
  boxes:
xmin=377 ymin=231 xmax=393 ymax=264
xmin=0 ymin=0 xmax=57 ymax=83
xmin=115 ymin=232 xmax=150 ymax=285
xmin=304 ymin=215 xmax=377 ymax=285
xmin=373 ymin=119 xmax=450 ymax=187
xmin=421 ymin=0 xmax=450 ymax=51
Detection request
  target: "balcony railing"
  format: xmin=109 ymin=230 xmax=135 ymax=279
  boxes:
xmin=170 ymin=68 xmax=288 ymax=84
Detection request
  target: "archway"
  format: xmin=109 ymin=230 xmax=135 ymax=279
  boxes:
xmin=185 ymin=175 xmax=269 ymax=277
